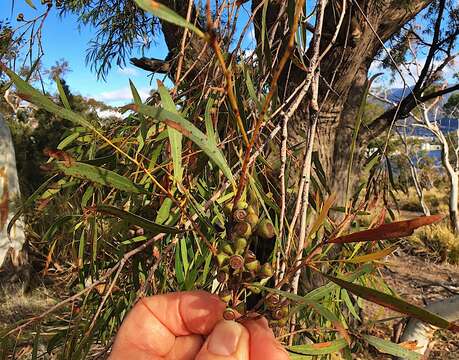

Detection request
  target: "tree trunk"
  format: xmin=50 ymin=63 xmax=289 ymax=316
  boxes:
xmin=408 ymin=157 xmax=430 ymax=216
xmin=449 ymin=172 xmax=459 ymax=235
xmin=0 ymin=114 xmax=26 ymax=268
xmin=440 ymin=138 xmax=459 ymax=235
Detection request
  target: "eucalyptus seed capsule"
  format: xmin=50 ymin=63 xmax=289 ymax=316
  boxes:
xmin=265 ymin=294 xmax=281 ymax=309
xmin=216 ymin=252 xmax=229 ymax=266
xmin=233 ymin=209 xmax=247 ymax=222
xmin=127 ymin=229 xmax=136 ymax=238
xmin=233 ymin=222 xmax=252 ymax=238
xmin=223 ymin=308 xmax=236 ymax=320
xmin=219 ymin=290 xmax=232 ymax=303
xmin=235 ymin=201 xmax=248 ymax=210
xmin=223 ymin=202 xmax=233 ymax=216
xmin=217 ymin=271 xmax=229 ymax=283
xmin=256 ymin=219 xmax=275 ymax=239
xmin=260 ymin=262 xmax=273 ymax=278
xmin=271 ymin=308 xmax=285 ymax=320
xmin=246 ymin=213 xmax=259 ymax=228
xmin=235 ymin=237 xmax=247 ymax=254
xmin=221 ymin=242 xmax=234 ymax=255
xmin=229 ymin=254 xmax=244 ymax=270
xmin=280 ymin=305 xmax=289 ymax=318
xmin=245 ymin=250 xmax=257 ymax=262
xmin=245 ymin=259 xmax=261 ymax=272
xmin=247 ymin=205 xmax=257 ymax=215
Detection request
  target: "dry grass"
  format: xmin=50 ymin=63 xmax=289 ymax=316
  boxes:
xmin=409 ymin=223 xmax=459 ymax=264
xmin=397 ymin=187 xmax=450 ymax=214
xmin=0 ymin=285 xmax=56 ymax=326
xmin=0 ymin=286 xmax=57 ymax=359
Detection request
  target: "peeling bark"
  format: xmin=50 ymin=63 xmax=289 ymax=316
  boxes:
xmin=0 ymin=114 xmax=26 ymax=268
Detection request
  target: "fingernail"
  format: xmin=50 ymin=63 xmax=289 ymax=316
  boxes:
xmin=207 ymin=320 xmax=242 ymax=356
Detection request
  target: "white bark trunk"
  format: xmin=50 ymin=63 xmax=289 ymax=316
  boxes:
xmin=408 ymin=156 xmax=430 ymax=216
xmin=448 ymin=173 xmax=459 ymax=234
xmin=399 ymin=295 xmax=459 ymax=358
xmin=0 ymin=114 xmax=26 ymax=267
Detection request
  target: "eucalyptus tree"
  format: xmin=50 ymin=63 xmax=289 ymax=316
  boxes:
xmin=53 ymin=0 xmax=459 ymax=206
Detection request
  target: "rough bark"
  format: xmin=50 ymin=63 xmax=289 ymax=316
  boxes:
xmin=133 ymin=0 xmax=444 ymax=206
xmin=253 ymin=0 xmax=433 ymax=204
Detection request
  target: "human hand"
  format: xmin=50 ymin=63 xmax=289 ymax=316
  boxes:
xmin=109 ymin=290 xmax=289 ymax=359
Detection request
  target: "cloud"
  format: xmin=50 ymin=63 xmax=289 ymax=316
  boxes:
xmin=117 ymin=67 xmax=139 ymax=77
xmin=94 ymin=86 xmax=150 ymax=103
xmin=96 ymin=109 xmax=124 ymax=119
xmin=369 ymin=56 xmax=458 ymax=90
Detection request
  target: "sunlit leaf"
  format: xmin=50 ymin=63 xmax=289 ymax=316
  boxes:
xmin=128 ymin=103 xmax=235 ymax=187
xmin=158 ymin=81 xmax=183 ymax=183
xmin=347 ymin=245 xmax=398 ymax=263
xmin=55 ymin=77 xmax=71 ymax=110
xmin=54 ymin=161 xmax=143 ymax=194
xmin=25 ymin=0 xmax=36 ymax=9
xmin=363 ymin=335 xmax=422 ymax=360
xmin=134 ymin=0 xmax=205 ymax=38
xmin=322 ymin=273 xmax=459 ymax=332
xmin=329 ymin=215 xmax=444 ymax=244
xmin=288 ymin=338 xmax=348 ymax=356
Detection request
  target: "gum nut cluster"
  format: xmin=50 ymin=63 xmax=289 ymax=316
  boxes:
xmin=216 ymin=200 xmax=289 ymax=321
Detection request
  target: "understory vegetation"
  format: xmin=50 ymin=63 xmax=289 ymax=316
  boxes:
xmin=1 ymin=0 xmax=459 ymax=359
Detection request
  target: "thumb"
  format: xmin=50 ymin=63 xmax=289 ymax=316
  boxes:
xmin=195 ymin=320 xmax=250 ymax=360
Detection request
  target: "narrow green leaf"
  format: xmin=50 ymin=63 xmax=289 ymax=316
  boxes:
xmin=201 ymin=251 xmax=212 ymax=285
xmin=134 ymin=0 xmax=205 ymax=38
xmin=81 ymin=186 xmax=94 ymax=208
xmin=95 ymin=205 xmax=182 ymax=235
xmin=288 ymin=338 xmax=348 ymax=356
xmin=55 ymin=77 xmax=71 ymax=110
xmin=42 ymin=215 xmax=76 ymax=243
xmin=54 ymin=161 xmax=142 ymax=194
xmin=345 ymin=73 xmax=383 ymax=207
xmin=57 ymin=131 xmax=81 ymax=150
xmin=304 ymin=263 xmax=374 ymax=301
xmin=25 ymin=0 xmax=36 ymax=9
xmin=158 ymin=81 xmax=183 ymax=183
xmin=347 ymin=245 xmax=398 ymax=264
xmin=7 ymin=175 xmax=58 ymax=239
xmin=32 ymin=326 xmax=40 ymax=360
xmin=121 ymin=235 xmax=148 ymax=244
xmin=363 ymin=335 xmax=422 ymax=360
xmin=129 ymin=79 xmax=142 ymax=105
xmin=341 ymin=289 xmax=361 ymax=320
xmin=156 ymin=198 xmax=173 ymax=224
xmin=180 ymin=238 xmax=189 ymax=275
xmin=322 ymin=273 xmax=459 ymax=332
xmin=2 ymin=66 xmax=96 ymax=130
xmin=132 ymin=103 xmax=235 ymax=187
xmin=244 ymin=66 xmax=262 ymax=111
xmin=204 ymin=95 xmax=217 ymax=146
xmin=175 ymin=248 xmax=185 ymax=286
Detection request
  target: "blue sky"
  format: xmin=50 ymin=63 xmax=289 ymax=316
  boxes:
xmin=2 ymin=1 xmax=456 ymax=105
xmin=1 ymin=0 xmax=257 ymax=106
xmin=1 ymin=0 xmax=171 ymax=105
